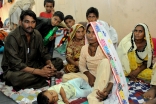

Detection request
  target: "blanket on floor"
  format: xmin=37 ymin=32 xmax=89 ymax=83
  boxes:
xmin=0 ymin=77 xmax=151 ymax=104
xmin=0 ymin=81 xmax=49 ymax=104
xmin=0 ymin=78 xmax=88 ymax=104
xmin=128 ymin=80 xmax=150 ymax=104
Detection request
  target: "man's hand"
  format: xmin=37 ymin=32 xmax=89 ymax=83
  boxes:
xmin=40 ymin=65 xmax=56 ymax=78
xmin=49 ymin=36 xmax=55 ymax=41
xmin=46 ymin=60 xmax=56 ymax=71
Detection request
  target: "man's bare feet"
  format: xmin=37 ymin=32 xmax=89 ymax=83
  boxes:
xmin=143 ymin=98 xmax=156 ymax=104
xmin=143 ymin=86 xmax=156 ymax=99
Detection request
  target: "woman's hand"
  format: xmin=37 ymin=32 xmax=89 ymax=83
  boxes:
xmin=84 ymin=71 xmax=95 ymax=87
xmin=96 ymin=82 xmax=113 ymax=101
xmin=143 ymin=86 xmax=156 ymax=100
xmin=129 ymin=67 xmax=141 ymax=80
xmin=96 ymin=88 xmax=109 ymax=101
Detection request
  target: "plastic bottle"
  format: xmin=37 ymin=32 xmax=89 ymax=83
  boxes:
xmin=43 ymin=26 xmax=58 ymax=45
xmin=51 ymin=77 xmax=56 ymax=86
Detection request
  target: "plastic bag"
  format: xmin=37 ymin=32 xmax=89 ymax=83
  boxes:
xmin=55 ymin=41 xmax=67 ymax=55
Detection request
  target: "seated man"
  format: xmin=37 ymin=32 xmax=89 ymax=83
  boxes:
xmin=1 ymin=10 xmax=63 ymax=91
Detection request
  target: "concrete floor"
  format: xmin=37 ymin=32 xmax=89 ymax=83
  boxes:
xmin=0 ymin=50 xmax=65 ymax=104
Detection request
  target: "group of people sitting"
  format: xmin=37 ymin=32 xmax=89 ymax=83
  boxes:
xmin=0 ymin=0 xmax=156 ymax=104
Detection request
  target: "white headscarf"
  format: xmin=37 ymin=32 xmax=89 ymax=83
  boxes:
xmin=117 ymin=23 xmax=153 ymax=74
xmin=9 ymin=0 xmax=35 ymax=15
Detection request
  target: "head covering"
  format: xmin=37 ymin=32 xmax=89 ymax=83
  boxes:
xmin=69 ymin=24 xmax=85 ymax=41
xmin=133 ymin=23 xmax=153 ymax=67
xmin=9 ymin=0 xmax=35 ymax=30
xmin=117 ymin=23 xmax=153 ymax=74
xmin=88 ymin=22 xmax=129 ymax=103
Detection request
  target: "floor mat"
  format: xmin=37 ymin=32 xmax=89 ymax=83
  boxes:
xmin=128 ymin=80 xmax=150 ymax=104
xmin=0 ymin=81 xmax=49 ymax=104
xmin=0 ymin=77 xmax=88 ymax=104
xmin=0 ymin=75 xmax=151 ymax=104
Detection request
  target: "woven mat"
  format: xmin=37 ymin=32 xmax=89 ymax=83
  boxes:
xmin=0 ymin=81 xmax=49 ymax=104
xmin=128 ymin=80 xmax=150 ymax=104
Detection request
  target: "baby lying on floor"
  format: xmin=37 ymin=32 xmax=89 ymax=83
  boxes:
xmin=37 ymin=78 xmax=92 ymax=104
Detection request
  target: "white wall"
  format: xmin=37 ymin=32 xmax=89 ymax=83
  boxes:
xmin=31 ymin=0 xmax=156 ymax=40
xmin=0 ymin=0 xmax=156 ymax=40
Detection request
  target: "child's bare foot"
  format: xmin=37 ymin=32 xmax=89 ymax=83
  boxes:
xmin=143 ymin=86 xmax=156 ymax=100
xmin=143 ymin=98 xmax=156 ymax=104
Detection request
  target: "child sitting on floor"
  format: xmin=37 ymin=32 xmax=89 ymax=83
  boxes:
xmin=37 ymin=78 xmax=92 ymax=104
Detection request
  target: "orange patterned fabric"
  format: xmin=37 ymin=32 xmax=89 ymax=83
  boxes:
xmin=65 ymin=39 xmax=85 ymax=73
xmin=0 ymin=30 xmax=8 ymax=40
xmin=64 ymin=24 xmax=85 ymax=73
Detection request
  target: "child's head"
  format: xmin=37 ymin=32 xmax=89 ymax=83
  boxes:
xmin=64 ymin=15 xmax=75 ymax=28
xmin=37 ymin=90 xmax=59 ymax=104
xmin=44 ymin=0 xmax=55 ymax=13
xmin=51 ymin=11 xmax=64 ymax=26
xmin=86 ymin=7 xmax=99 ymax=22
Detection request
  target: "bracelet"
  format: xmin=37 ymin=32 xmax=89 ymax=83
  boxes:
xmin=32 ymin=68 xmax=36 ymax=74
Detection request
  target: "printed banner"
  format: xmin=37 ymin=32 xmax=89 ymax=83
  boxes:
xmin=91 ymin=22 xmax=129 ymax=104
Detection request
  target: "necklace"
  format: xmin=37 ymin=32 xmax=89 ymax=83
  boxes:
xmin=88 ymin=45 xmax=98 ymax=56
xmin=136 ymin=42 xmax=147 ymax=52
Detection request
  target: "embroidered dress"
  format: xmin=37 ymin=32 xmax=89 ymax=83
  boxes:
xmin=64 ymin=24 xmax=85 ymax=73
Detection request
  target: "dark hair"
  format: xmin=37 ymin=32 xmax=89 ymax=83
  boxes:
xmin=64 ymin=15 xmax=74 ymax=22
xmin=129 ymin=24 xmax=146 ymax=52
xmin=44 ymin=0 xmax=55 ymax=7
xmin=37 ymin=91 xmax=49 ymax=104
xmin=53 ymin=11 xmax=64 ymax=21
xmin=86 ymin=24 xmax=91 ymax=32
xmin=135 ymin=25 xmax=145 ymax=32
xmin=20 ymin=10 xmax=36 ymax=21
xmin=86 ymin=7 xmax=99 ymax=18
